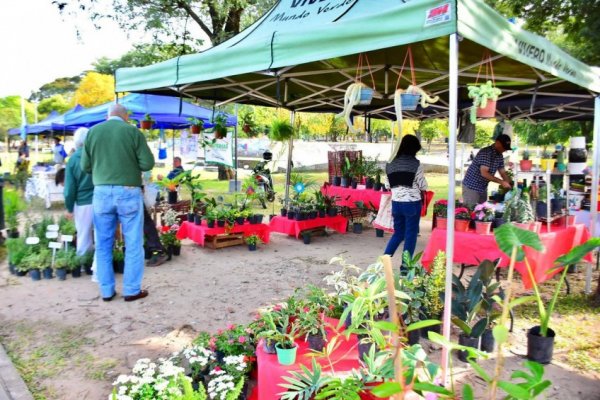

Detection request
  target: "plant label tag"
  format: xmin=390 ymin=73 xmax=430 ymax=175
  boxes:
xmin=46 ymin=231 xmax=59 ymax=239
xmin=47 ymin=224 xmax=60 ymax=232
xmin=26 ymin=237 xmax=40 ymax=245
xmin=61 ymin=235 xmax=74 ymax=242
xmin=49 ymin=242 xmax=62 ymax=249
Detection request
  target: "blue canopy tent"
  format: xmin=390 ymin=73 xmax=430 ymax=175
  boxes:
xmin=8 ymin=106 xmax=83 ymax=136
xmin=61 ymin=93 xmax=236 ymax=129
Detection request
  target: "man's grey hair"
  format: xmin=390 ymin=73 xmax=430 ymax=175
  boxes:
xmin=108 ymin=103 xmax=128 ymax=119
xmin=73 ymin=127 xmax=89 ymax=149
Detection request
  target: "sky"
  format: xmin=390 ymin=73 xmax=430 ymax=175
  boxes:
xmin=0 ymin=0 xmax=148 ymax=98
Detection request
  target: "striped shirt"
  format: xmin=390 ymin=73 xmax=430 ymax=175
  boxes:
xmin=463 ymin=145 xmax=504 ymax=193
xmin=386 ymin=156 xmax=428 ymax=202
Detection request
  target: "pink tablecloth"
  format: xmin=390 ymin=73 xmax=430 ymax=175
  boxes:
xmin=253 ymin=318 xmax=383 ymax=400
xmin=321 ymin=184 xmax=385 ymax=210
xmin=269 ymin=215 xmax=348 ymax=238
xmin=421 ymin=224 xmax=592 ymax=288
xmin=176 ymin=221 xmax=270 ymax=246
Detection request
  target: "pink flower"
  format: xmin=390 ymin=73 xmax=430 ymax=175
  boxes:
xmin=228 ymin=339 xmax=234 ymax=345
xmin=273 ymin=305 xmax=282 ymax=312
xmin=245 ymin=328 xmax=253 ymax=334
xmin=238 ymin=336 xmax=247 ymax=344
xmin=436 ymin=199 xmax=448 ymax=205
xmin=214 ymin=366 xmax=222 ymax=372
xmin=217 ymin=329 xmax=223 ymax=335
xmin=227 ymin=324 xmax=235 ymax=330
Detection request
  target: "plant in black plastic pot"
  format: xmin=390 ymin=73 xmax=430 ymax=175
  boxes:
xmin=472 ymin=259 xmax=503 ymax=353
xmin=451 ymin=272 xmax=487 ymax=362
xmin=295 ymin=305 xmax=327 ymax=352
xmin=54 ymin=249 xmax=70 ymax=281
xmin=340 ymin=156 xmax=353 ymax=188
xmin=4 ymin=189 xmax=25 ymax=238
xmin=245 ymin=234 xmax=261 ymax=251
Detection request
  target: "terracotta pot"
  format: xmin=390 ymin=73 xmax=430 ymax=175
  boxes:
xmin=140 ymin=120 xmax=153 ymax=130
xmin=476 ymin=99 xmax=497 ymax=118
xmin=436 ymin=217 xmax=447 ymax=230
xmin=475 ymin=221 xmax=492 ymax=235
xmin=190 ymin=125 xmax=201 ymax=134
xmin=519 ymin=159 xmax=533 ymax=171
xmin=455 ymin=219 xmax=470 ymax=232
xmin=242 ymin=124 xmax=251 ymax=133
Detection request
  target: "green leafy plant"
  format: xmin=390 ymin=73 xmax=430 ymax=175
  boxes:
xmin=245 ymin=234 xmax=262 ymax=246
xmin=6 ymin=237 xmax=28 ymax=266
xmin=4 ymin=189 xmax=25 ymax=231
xmin=279 ymin=358 xmax=325 ymax=400
xmin=295 ymin=304 xmax=327 ymax=339
xmin=187 ymin=117 xmax=204 ymax=131
xmin=451 ymin=269 xmax=487 ymax=338
xmin=503 ymin=188 xmax=534 ymax=223
xmin=468 ymin=80 xmax=502 ymax=123
xmin=113 ymin=248 xmax=125 ymax=263
xmin=143 ymin=113 xmax=154 ymax=122
xmin=522 ymin=150 xmax=530 ymax=161
xmin=423 ymin=251 xmax=445 ymax=320
xmin=270 ymin=119 xmax=295 ymax=141
xmin=257 ymin=313 xmax=298 ymax=350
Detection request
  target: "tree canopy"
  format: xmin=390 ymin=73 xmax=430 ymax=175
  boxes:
xmin=93 ymin=43 xmax=196 ymax=75
xmin=0 ymin=96 xmax=36 ymax=141
xmin=72 ymin=72 xmax=115 ymax=107
xmin=29 ymin=75 xmax=81 ymax=103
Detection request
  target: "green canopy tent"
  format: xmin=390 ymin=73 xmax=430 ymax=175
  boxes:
xmin=116 ymin=0 xmax=600 ymax=378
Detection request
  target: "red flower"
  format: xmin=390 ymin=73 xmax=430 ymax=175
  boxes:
xmin=244 ymin=355 xmax=256 ymax=363
xmin=160 ymin=225 xmax=170 ymax=233
xmin=214 ymin=366 xmax=222 ymax=372
xmin=328 ymin=305 xmax=335 ymax=310
xmin=436 ymin=199 xmax=448 ymax=205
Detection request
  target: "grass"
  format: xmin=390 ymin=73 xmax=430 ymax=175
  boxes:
xmin=0 ymin=321 xmax=114 ymax=399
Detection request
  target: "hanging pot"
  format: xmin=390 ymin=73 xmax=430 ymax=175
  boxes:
xmin=190 ymin=125 xmax=202 ymax=134
xmin=400 ymin=93 xmax=421 ymax=111
xmin=167 ymin=191 xmax=178 ymax=204
xmin=476 ymin=100 xmax=497 ymax=118
xmin=140 ymin=120 xmax=153 ymax=130
xmin=158 ymin=147 xmax=167 ymax=160
xmin=358 ymin=87 xmax=374 ymax=105
xmin=527 ymin=326 xmax=555 ymax=364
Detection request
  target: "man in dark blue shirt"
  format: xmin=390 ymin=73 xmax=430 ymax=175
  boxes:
xmin=462 ymin=134 xmax=513 ymax=207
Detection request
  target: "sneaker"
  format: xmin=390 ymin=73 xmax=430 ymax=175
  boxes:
xmin=147 ymin=253 xmax=169 ymax=267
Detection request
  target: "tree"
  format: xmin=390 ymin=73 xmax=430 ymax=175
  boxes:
xmin=54 ymin=0 xmax=277 ymax=46
xmin=473 ymin=120 xmax=496 ymax=149
xmin=487 ymin=0 xmax=600 ymax=65
xmin=93 ymin=43 xmax=196 ymax=75
xmin=29 ymin=75 xmax=81 ymax=102
xmin=419 ymin=119 xmax=448 ymax=152
xmin=72 ymin=72 xmax=115 ymax=107
xmin=513 ymin=120 xmax=592 ymax=149
xmin=0 ymin=96 xmax=36 ymax=142
xmin=37 ymin=94 xmax=71 ymax=116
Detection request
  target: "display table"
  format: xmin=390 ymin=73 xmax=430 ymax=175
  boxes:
xmin=421 ymin=224 xmax=592 ymax=288
xmin=176 ymin=221 xmax=270 ymax=247
xmin=25 ymin=171 xmax=64 ymax=208
xmin=321 ymin=184 xmax=385 ymax=210
xmin=251 ymin=319 xmax=382 ymax=400
xmin=269 ymin=215 xmax=347 ymax=238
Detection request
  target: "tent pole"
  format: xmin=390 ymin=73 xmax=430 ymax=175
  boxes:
xmin=586 ymin=96 xmax=600 ymax=294
xmin=441 ymin=32 xmax=459 ymax=385
xmin=234 ymin=103 xmax=239 ymax=192
xmin=284 ymin=111 xmax=295 ymax=207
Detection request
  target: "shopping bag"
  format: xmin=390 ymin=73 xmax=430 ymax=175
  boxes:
xmin=421 ymin=190 xmax=434 ymax=217
xmin=373 ymin=194 xmax=393 ymax=231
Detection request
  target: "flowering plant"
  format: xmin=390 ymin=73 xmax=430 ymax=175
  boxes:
xmin=206 ymin=369 xmax=244 ymax=400
xmin=454 ymin=207 xmax=472 ymax=220
xmin=159 ymin=224 xmax=180 ymax=248
xmin=222 ymin=354 xmax=251 ymax=379
xmin=433 ymin=199 xmax=448 ymax=218
xmin=472 ymin=202 xmax=495 ymax=222
xmin=211 ymin=324 xmax=254 ymax=357
xmin=180 ymin=345 xmax=215 ymax=380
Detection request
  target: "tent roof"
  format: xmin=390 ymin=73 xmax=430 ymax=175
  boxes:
xmin=8 ymin=106 xmax=83 ymax=136
xmin=115 ymin=0 xmax=599 ymax=122
xmin=61 ymin=93 xmax=237 ymax=129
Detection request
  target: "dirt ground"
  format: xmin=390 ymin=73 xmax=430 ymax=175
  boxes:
xmin=1 ymin=221 xmax=599 ymax=399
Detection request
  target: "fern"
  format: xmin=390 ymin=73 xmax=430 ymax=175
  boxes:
xmin=176 ymin=373 xmax=207 ymax=400
xmin=314 ymin=376 xmax=363 ymax=400
xmin=225 ymin=376 xmax=245 ymax=400
xmin=279 ymin=359 xmax=324 ymax=400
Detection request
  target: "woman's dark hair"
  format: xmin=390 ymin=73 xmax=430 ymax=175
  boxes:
xmin=55 ymin=168 xmax=65 ymax=186
xmin=397 ymin=134 xmax=422 ymax=157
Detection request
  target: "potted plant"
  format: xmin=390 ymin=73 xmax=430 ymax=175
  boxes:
xmin=68 ymin=249 xmax=82 ymax=277
xmin=540 ymin=149 xmax=554 ymax=171
xmin=4 ymin=189 xmax=25 ymax=238
xmin=259 ymin=318 xmax=298 ymax=365
xmin=54 ymin=249 xmax=69 ymax=281
xmin=245 ymin=234 xmax=262 ymax=251
xmin=454 ymin=207 xmax=471 ymax=232
xmin=422 ymin=251 xmax=445 ymax=334
xmin=6 ymin=237 xmax=27 ymax=275
xmin=373 ymin=167 xmax=384 ymax=191
xmin=295 ymin=306 xmax=327 ymax=352
xmin=79 ymin=250 xmax=94 ymax=276
xmin=213 ymin=113 xmax=228 ymax=139
xmin=474 ymin=260 xmax=503 ymax=353
xmin=187 ymin=117 xmax=204 ymax=134
xmin=140 ymin=113 xmax=154 ymax=130
xmin=433 ymin=199 xmax=448 ymax=229
xmin=40 ymin=248 xmax=53 ymax=279
xmin=21 ymin=251 xmax=43 ymax=281
xmin=157 ymin=174 xmax=185 ymax=204
xmin=451 ymin=272 xmax=487 ymax=362
xmin=520 ymin=150 xmax=532 ymax=172
xmin=503 ymin=188 xmax=534 ymax=230
xmin=467 ymin=80 xmax=502 ymax=122
xmin=473 ymin=202 xmax=495 ymax=235
xmin=240 ymin=111 xmax=257 ymax=137
xmin=270 ymin=119 xmax=295 ymax=142
xmin=340 ymin=156 xmax=353 ymax=188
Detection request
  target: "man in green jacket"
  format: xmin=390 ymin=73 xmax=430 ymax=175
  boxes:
xmin=82 ymin=104 xmax=155 ymax=302
xmin=64 ymin=127 xmax=94 ymax=262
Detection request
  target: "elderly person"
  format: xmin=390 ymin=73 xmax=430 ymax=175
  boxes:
xmin=383 ymin=134 xmax=428 ymax=261
xmin=82 ymin=104 xmax=155 ymax=302
xmin=64 ymin=128 xmax=95 ymax=259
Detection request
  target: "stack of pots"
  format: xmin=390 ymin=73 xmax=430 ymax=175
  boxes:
xmin=568 ymin=136 xmax=587 ymax=175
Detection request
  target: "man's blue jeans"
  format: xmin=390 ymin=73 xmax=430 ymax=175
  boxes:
xmin=93 ymin=186 xmax=144 ymax=298
xmin=384 ymin=200 xmax=422 ymax=258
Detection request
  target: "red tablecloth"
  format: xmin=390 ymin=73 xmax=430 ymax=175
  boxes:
xmin=253 ymin=319 xmax=382 ymax=400
xmin=176 ymin=221 xmax=271 ymax=246
xmin=269 ymin=215 xmax=348 ymax=238
xmin=321 ymin=184 xmax=385 ymax=210
xmin=421 ymin=224 xmax=592 ymax=288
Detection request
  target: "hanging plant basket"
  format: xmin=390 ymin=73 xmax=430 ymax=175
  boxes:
xmin=270 ymin=119 xmax=295 ymax=141
xmin=477 ymin=99 xmax=497 ymax=118
xmin=140 ymin=120 xmax=154 ymax=130
xmin=242 ymin=124 xmax=251 ymax=133
xmin=358 ymin=86 xmax=374 ymax=105
xmin=400 ymin=93 xmax=421 ymax=111
xmin=190 ymin=125 xmax=202 ymax=134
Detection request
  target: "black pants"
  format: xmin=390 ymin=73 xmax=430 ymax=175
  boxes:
xmin=144 ymin=206 xmax=164 ymax=254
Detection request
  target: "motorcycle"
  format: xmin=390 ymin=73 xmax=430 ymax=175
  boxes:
xmin=252 ymin=151 xmax=276 ymax=208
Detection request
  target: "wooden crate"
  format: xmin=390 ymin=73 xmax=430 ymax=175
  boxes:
xmin=204 ymin=233 xmax=245 ymax=249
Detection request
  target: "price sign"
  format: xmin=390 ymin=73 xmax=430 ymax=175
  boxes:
xmin=61 ymin=235 xmax=74 ymax=242
xmin=26 ymin=237 xmax=40 ymax=245
xmin=47 ymin=224 xmax=60 ymax=232
xmin=49 ymin=242 xmax=62 ymax=250
xmin=46 ymin=231 xmax=59 ymax=239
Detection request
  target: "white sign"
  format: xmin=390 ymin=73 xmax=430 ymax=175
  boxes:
xmin=46 ymin=231 xmax=59 ymax=239
xmin=424 ymin=3 xmax=451 ymax=27
xmin=26 ymin=237 xmax=40 ymax=245
xmin=49 ymin=242 xmax=62 ymax=249
xmin=61 ymin=235 xmax=74 ymax=242
xmin=47 ymin=224 xmax=59 ymax=232
xmin=203 ymin=134 xmax=233 ymax=167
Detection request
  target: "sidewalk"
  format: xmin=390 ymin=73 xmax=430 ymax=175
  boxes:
xmin=0 ymin=343 xmax=33 ymax=400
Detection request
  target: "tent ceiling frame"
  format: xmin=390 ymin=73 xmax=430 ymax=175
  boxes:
xmin=216 ymin=79 xmax=278 ymax=106
xmin=512 ymin=99 xmax=588 ymax=119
